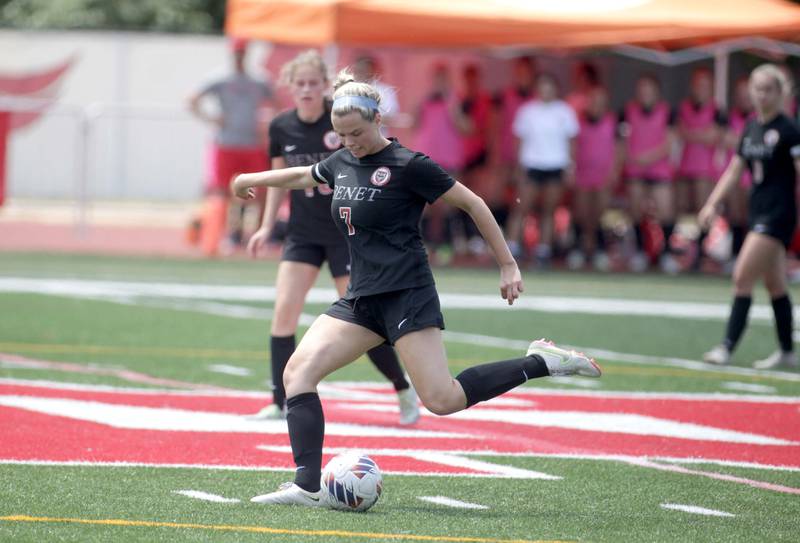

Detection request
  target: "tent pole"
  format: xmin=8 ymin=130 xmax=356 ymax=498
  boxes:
xmin=714 ymin=47 xmax=729 ymax=110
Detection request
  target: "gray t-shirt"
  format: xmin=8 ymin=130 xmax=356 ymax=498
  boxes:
xmin=202 ymin=73 xmax=272 ymax=147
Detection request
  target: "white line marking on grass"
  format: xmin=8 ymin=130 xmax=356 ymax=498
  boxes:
xmin=660 ymin=503 xmax=734 ymax=517
xmin=721 ymin=382 xmax=777 ymax=394
xmin=173 ymin=490 xmax=240 ymax=503
xmin=256 ymin=445 xmax=560 ymax=480
xmin=627 ymin=458 xmax=800 ymax=495
xmin=418 ymin=496 xmax=488 ymax=510
xmin=547 ymin=376 xmax=602 ymax=388
xmin=207 ymin=364 xmax=253 ymax=377
xmin=15 ymin=276 xmax=797 ymax=384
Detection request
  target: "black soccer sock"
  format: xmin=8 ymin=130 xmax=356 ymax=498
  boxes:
xmin=367 ymin=344 xmax=409 ymax=391
xmin=455 ymin=355 xmax=548 ymax=408
xmin=662 ymin=222 xmax=676 ymax=254
xmin=696 ymin=229 xmax=707 ymax=259
xmin=286 ymin=392 xmax=325 ymax=492
xmin=573 ymin=224 xmax=583 ymax=251
xmin=596 ymin=227 xmax=607 ymax=251
xmin=633 ymin=222 xmax=645 ymax=251
xmin=731 ymin=225 xmax=745 ymax=258
xmin=723 ymin=296 xmax=752 ymax=352
xmin=772 ymin=294 xmax=794 ymax=353
xmin=270 ymin=334 xmax=295 ymax=409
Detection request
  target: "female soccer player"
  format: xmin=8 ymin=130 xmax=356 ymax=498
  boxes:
xmin=246 ymin=51 xmax=419 ymax=425
xmin=621 ymin=74 xmax=679 ymax=274
xmin=700 ymin=64 xmax=800 ymax=369
xmin=233 ymin=69 xmax=602 ymax=506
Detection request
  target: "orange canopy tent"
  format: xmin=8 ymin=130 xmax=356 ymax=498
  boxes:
xmin=226 ymin=0 xmax=800 ymax=49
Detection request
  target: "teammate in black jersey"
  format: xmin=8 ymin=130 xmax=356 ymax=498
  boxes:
xmin=245 ymin=51 xmax=419 ymax=425
xmin=233 ymin=69 xmax=602 ymax=507
xmin=700 ymin=64 xmax=800 ymax=370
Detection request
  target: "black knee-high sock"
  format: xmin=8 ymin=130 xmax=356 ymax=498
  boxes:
xmin=696 ymin=229 xmax=707 ymax=258
xmin=270 ymin=335 xmax=295 ymax=408
xmin=573 ymin=223 xmax=583 ymax=251
xmin=366 ymin=344 xmax=409 ymax=391
xmin=633 ymin=222 xmax=645 ymax=251
xmin=662 ymin=222 xmax=676 ymax=254
xmin=455 ymin=355 xmax=548 ymax=408
xmin=772 ymin=294 xmax=794 ymax=353
xmin=731 ymin=225 xmax=745 ymax=257
xmin=723 ymin=296 xmax=752 ymax=352
xmin=286 ymin=392 xmax=324 ymax=492
xmin=596 ymin=227 xmax=607 ymax=251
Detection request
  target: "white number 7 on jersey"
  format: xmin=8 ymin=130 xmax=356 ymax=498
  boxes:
xmin=339 ymin=207 xmax=355 ymax=236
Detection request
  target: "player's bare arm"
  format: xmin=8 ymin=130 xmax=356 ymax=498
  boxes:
xmin=698 ymin=155 xmax=744 ymax=228
xmin=441 ymin=181 xmax=523 ymax=305
xmin=233 ymin=166 xmax=316 ymax=199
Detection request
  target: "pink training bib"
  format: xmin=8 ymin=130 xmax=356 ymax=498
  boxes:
xmin=414 ymin=96 xmax=465 ymax=172
xmin=575 ymin=112 xmax=616 ymax=189
xmin=498 ymin=87 xmax=534 ymax=163
xmin=718 ymin=108 xmax=754 ymax=188
xmin=623 ymin=101 xmax=673 ymax=182
xmin=678 ymin=99 xmax=718 ymax=180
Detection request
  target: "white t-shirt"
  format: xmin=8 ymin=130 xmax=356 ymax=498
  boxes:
xmin=513 ymin=99 xmax=579 ymax=169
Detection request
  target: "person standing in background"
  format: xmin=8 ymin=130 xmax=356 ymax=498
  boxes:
xmin=567 ymin=86 xmax=620 ymax=272
xmin=676 ymin=68 xmax=726 ymax=272
xmin=188 ymin=38 xmax=274 ymax=257
xmin=506 ymin=72 xmax=578 ymax=267
xmin=352 ymin=55 xmax=401 ymax=132
xmin=620 ymin=74 xmax=679 ymax=274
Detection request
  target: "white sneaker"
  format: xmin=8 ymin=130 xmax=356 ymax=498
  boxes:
xmin=251 ymin=482 xmax=323 ymax=507
xmin=566 ymin=250 xmax=586 ymax=271
xmin=659 ymin=253 xmax=681 ymax=275
xmin=397 ymin=385 xmax=420 ymax=426
xmin=592 ymin=251 xmax=611 ymax=272
xmin=527 ymin=339 xmax=601 ymax=378
xmin=703 ymin=344 xmax=730 ymax=365
xmin=629 ymin=251 xmax=648 ymax=273
xmin=246 ymin=403 xmax=286 ymax=421
xmin=753 ymin=351 xmax=799 ymax=370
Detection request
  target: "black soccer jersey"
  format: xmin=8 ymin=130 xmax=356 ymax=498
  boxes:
xmin=268 ymin=105 xmax=344 ymax=245
xmin=311 ymin=140 xmax=456 ymax=298
xmin=737 ymin=113 xmax=800 ymax=227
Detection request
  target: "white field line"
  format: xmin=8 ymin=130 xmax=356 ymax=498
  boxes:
xmin=0 ymin=276 xmax=785 ymax=322
xmin=1 ymin=376 xmax=797 ymax=404
xmin=3 ymin=276 xmax=799 ymax=381
xmin=721 ymin=382 xmax=777 ymax=394
xmin=256 ymin=445 xmax=560 ymax=480
xmin=207 ymin=364 xmax=253 ymax=377
xmin=418 ymin=496 xmax=488 ymax=510
xmin=173 ymin=490 xmax=240 ymax=503
xmin=70 ymin=293 xmax=800 ymax=384
xmin=660 ymin=503 xmax=735 ymax=517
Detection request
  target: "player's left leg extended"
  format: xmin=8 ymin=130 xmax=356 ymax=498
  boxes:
xmin=755 ymin=236 xmax=797 ymax=369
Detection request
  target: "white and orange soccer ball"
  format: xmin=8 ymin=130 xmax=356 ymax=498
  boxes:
xmin=321 ymin=452 xmax=383 ymax=512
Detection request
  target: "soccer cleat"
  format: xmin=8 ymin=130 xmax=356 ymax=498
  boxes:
xmin=397 ymin=384 xmax=420 ymax=426
xmin=251 ymin=482 xmax=324 ymax=507
xmin=659 ymin=253 xmax=680 ymax=275
xmin=703 ymin=344 xmax=731 ymax=366
xmin=592 ymin=251 xmax=611 ymax=273
xmin=752 ymin=351 xmax=799 ymax=370
xmin=566 ymin=250 xmax=586 ymax=271
xmin=628 ymin=251 xmax=648 ymax=273
xmin=246 ymin=403 xmax=286 ymax=421
xmin=527 ymin=339 xmax=601 ymax=378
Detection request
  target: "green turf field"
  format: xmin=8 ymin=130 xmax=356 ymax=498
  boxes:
xmin=1 ymin=251 xmax=798 ymax=542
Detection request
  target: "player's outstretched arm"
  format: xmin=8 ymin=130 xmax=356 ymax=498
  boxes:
xmin=232 ymin=166 xmax=316 ymax=199
xmin=441 ymin=182 xmax=523 ymax=306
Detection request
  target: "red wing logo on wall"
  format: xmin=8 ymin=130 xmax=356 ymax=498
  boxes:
xmin=0 ymin=56 xmax=74 ymax=206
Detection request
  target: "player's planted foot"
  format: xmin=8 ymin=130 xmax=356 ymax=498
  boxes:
xmin=397 ymin=384 xmax=420 ymax=425
xmin=753 ymin=350 xmax=798 ymax=370
xmin=527 ymin=339 xmax=601 ymax=377
xmin=703 ymin=344 xmax=731 ymax=365
xmin=246 ymin=403 xmax=286 ymax=421
xmin=251 ymin=482 xmax=323 ymax=506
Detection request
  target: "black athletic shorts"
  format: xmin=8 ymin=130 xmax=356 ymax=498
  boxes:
xmin=525 ymin=167 xmax=564 ymax=185
xmin=282 ymin=237 xmax=351 ymax=277
xmin=750 ymin=215 xmax=797 ymax=249
xmin=325 ymin=284 xmax=445 ymax=345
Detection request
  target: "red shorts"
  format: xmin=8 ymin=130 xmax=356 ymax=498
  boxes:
xmin=207 ymin=145 xmax=267 ymax=193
